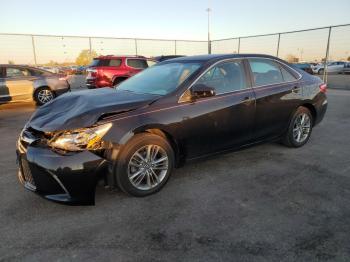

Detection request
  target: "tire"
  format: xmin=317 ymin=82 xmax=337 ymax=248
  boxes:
xmin=282 ymin=106 xmax=313 ymax=148
xmin=34 ymin=87 xmax=55 ymax=106
xmin=318 ymin=69 xmax=324 ymax=75
xmin=113 ymin=133 xmax=175 ymax=197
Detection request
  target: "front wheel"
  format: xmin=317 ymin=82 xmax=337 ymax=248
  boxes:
xmin=282 ymin=106 xmax=313 ymax=148
xmin=113 ymin=133 xmax=175 ymax=197
xmin=318 ymin=69 xmax=324 ymax=75
xmin=34 ymin=87 xmax=55 ymax=105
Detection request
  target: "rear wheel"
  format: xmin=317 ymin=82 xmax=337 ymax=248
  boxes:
xmin=282 ymin=106 xmax=313 ymax=148
xmin=318 ymin=69 xmax=324 ymax=75
xmin=34 ymin=87 xmax=55 ymax=105
xmin=113 ymin=133 xmax=174 ymax=197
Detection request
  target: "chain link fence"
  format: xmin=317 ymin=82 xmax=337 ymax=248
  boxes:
xmin=212 ymin=24 xmax=350 ymax=63
xmin=0 ymin=34 xmax=208 ymax=65
xmin=0 ymin=24 xmax=349 ymax=70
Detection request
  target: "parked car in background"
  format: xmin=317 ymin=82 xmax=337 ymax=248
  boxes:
xmin=0 ymin=64 xmax=70 ymax=105
xmin=16 ymin=54 xmax=327 ymax=205
xmin=86 ymin=55 xmax=155 ymax=88
xmin=153 ymin=55 xmax=185 ymax=62
xmin=37 ymin=66 xmax=60 ymax=74
xmin=292 ymin=63 xmax=313 ymax=74
xmin=343 ymin=62 xmax=350 ymax=74
xmin=313 ymin=61 xmax=346 ymax=75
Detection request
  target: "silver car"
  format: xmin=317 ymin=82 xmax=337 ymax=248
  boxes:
xmin=0 ymin=65 xmax=70 ymax=105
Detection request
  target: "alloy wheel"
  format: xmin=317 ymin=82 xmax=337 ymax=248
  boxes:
xmin=293 ymin=113 xmax=311 ymax=143
xmin=128 ymin=144 xmax=169 ymax=190
xmin=37 ymin=89 xmax=54 ymax=104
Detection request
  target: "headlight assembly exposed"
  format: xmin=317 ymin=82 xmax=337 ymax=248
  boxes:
xmin=48 ymin=123 xmax=112 ymax=151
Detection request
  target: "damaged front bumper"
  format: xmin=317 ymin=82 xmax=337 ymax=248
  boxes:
xmin=16 ymin=132 xmax=109 ymax=205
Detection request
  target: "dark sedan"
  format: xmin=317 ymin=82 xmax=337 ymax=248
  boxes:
xmin=16 ymin=54 xmax=327 ymax=205
xmin=0 ymin=65 xmax=70 ymax=105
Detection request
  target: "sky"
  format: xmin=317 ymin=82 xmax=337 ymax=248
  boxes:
xmin=1 ymin=0 xmax=350 ymax=40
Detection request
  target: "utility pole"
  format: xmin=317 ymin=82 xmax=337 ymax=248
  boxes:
xmin=206 ymin=7 xmax=211 ymax=54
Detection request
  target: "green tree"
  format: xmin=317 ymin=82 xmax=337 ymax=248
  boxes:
xmin=8 ymin=60 xmax=14 ymax=64
xmin=76 ymin=49 xmax=98 ymax=66
xmin=347 ymin=56 xmax=350 ymax=62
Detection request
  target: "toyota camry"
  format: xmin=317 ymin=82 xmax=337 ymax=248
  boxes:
xmin=16 ymin=54 xmax=328 ymax=205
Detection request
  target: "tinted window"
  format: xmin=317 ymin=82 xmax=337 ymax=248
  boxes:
xmin=6 ymin=67 xmax=31 ymax=78
xmin=249 ymin=59 xmax=283 ymax=86
xmin=280 ymin=67 xmax=297 ymax=82
xmin=0 ymin=67 xmax=4 ymax=78
xmin=118 ymin=62 xmax=201 ymax=95
xmin=127 ymin=59 xmax=148 ymax=69
xmin=197 ymin=60 xmax=247 ymax=94
xmin=109 ymin=59 xmax=122 ymax=67
xmin=90 ymin=59 xmax=121 ymax=67
xmin=29 ymin=68 xmax=53 ymax=76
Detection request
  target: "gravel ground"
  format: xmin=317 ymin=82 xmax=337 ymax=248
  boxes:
xmin=0 ymin=89 xmax=349 ymax=261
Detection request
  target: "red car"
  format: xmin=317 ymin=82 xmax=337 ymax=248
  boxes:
xmin=86 ymin=55 xmax=155 ymax=88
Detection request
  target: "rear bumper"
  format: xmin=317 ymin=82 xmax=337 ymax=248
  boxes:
xmin=314 ymin=95 xmax=328 ymax=126
xmin=16 ymin=140 xmax=108 ymax=205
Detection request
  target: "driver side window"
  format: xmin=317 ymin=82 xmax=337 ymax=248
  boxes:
xmin=196 ymin=60 xmax=247 ymax=95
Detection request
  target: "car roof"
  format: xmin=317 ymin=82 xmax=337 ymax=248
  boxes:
xmin=95 ymin=55 xmax=147 ymax=59
xmin=163 ymin=54 xmax=286 ymax=63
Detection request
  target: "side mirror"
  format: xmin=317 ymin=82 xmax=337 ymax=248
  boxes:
xmin=191 ymin=84 xmax=216 ymax=99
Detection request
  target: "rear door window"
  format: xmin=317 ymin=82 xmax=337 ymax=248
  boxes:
xmin=196 ymin=60 xmax=247 ymax=94
xmin=127 ymin=59 xmax=148 ymax=69
xmin=109 ymin=59 xmax=122 ymax=67
xmin=29 ymin=68 xmax=53 ymax=76
xmin=90 ymin=59 xmax=121 ymax=67
xmin=280 ymin=67 xmax=297 ymax=82
xmin=6 ymin=67 xmax=32 ymax=78
xmin=248 ymin=59 xmax=284 ymax=86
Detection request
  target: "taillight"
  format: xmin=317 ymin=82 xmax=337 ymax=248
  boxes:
xmin=87 ymin=68 xmax=97 ymax=77
xmin=319 ymin=83 xmax=327 ymax=93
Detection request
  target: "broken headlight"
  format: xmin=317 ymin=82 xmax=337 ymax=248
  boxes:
xmin=48 ymin=123 xmax=112 ymax=151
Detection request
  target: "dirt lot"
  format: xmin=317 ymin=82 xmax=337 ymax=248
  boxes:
xmin=0 ymin=89 xmax=350 ymax=261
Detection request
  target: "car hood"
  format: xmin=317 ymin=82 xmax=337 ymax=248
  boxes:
xmin=28 ymin=88 xmax=160 ymax=132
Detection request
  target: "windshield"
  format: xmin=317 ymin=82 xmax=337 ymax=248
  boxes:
xmin=117 ymin=62 xmax=201 ymax=95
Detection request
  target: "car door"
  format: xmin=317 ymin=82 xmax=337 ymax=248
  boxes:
xmin=5 ymin=67 xmax=35 ymax=102
xmin=179 ymin=59 xmax=256 ymax=158
xmin=247 ymin=58 xmax=301 ymax=141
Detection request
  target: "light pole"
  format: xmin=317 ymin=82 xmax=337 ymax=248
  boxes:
xmin=206 ymin=7 xmax=211 ymax=54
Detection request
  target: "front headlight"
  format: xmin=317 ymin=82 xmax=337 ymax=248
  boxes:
xmin=48 ymin=123 xmax=112 ymax=151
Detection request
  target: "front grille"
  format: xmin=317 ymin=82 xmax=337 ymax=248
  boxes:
xmin=21 ymin=159 xmax=36 ymax=189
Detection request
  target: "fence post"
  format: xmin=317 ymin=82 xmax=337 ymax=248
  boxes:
xmin=276 ymin=33 xmax=281 ymax=57
xmin=174 ymin=40 xmax=177 ymax=55
xmin=323 ymin=27 xmax=332 ymax=83
xmin=89 ymin=37 xmax=92 ymax=61
xmin=31 ymin=35 xmax=37 ymax=65
xmin=237 ymin=37 xmax=241 ymax=54
xmin=135 ymin=39 xmax=138 ymax=56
